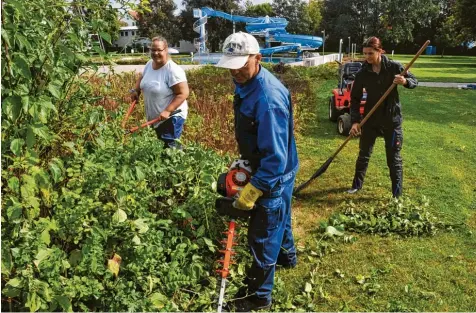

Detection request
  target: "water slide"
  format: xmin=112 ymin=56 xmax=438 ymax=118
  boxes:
xmin=193 ymin=7 xmax=322 ymax=57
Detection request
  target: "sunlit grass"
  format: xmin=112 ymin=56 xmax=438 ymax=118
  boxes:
xmin=350 ymin=54 xmax=476 ymax=82
xmin=279 ymin=80 xmax=476 ymax=311
xmin=390 ymin=55 xmax=475 ymax=83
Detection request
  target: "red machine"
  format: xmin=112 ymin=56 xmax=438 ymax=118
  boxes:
xmin=215 ymin=159 xmax=253 ymax=218
xmin=217 ymin=159 xmax=252 ymax=198
xmin=329 ymin=62 xmax=367 ymax=136
xmin=214 ymin=159 xmax=253 ymax=312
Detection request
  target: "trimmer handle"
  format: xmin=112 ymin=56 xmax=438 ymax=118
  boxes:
xmin=215 ymin=197 xmax=252 ymax=219
xmin=125 ymin=109 xmax=182 ymax=135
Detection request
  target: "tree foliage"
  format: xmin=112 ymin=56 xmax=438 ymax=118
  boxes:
xmin=307 ymin=0 xmax=324 ymax=35
xmin=319 ymin=0 xmax=470 ymax=52
xmin=244 ymin=1 xmax=275 ymax=17
xmin=272 ymin=0 xmax=312 ymax=34
xmin=179 ymin=0 xmax=241 ymax=52
xmin=454 ymin=0 xmax=476 ymax=39
xmin=137 ymin=0 xmax=181 ymax=43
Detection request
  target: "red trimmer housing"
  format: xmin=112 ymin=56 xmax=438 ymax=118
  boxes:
xmin=217 ymin=159 xmax=252 ymax=198
xmin=216 ymin=159 xmax=253 ymax=219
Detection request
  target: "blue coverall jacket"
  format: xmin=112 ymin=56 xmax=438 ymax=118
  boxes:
xmin=233 ymin=65 xmax=298 ymax=303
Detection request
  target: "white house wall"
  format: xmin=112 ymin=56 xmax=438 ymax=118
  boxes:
xmin=114 ymin=26 xmax=139 ymax=48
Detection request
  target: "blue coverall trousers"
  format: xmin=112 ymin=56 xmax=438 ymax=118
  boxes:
xmin=247 ymin=177 xmax=297 ymax=303
xmin=153 ymin=116 xmax=185 ymax=149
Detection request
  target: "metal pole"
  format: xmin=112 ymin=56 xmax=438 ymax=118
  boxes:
xmin=338 ymin=38 xmax=343 ymax=62
xmin=321 ymin=30 xmax=325 ymax=56
xmin=231 ymin=9 xmax=235 ymax=34
xmin=348 ymin=36 xmax=351 ymax=57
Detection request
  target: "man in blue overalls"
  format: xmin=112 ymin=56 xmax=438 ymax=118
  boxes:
xmin=216 ymin=32 xmax=299 ymax=311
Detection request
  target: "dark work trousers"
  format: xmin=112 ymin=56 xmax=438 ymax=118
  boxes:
xmin=351 ymin=124 xmax=403 ymax=197
xmin=246 ymin=177 xmax=297 ymax=303
xmin=153 ymin=116 xmax=185 ymax=149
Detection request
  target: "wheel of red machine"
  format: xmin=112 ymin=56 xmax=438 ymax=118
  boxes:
xmin=329 ymin=96 xmax=339 ymax=122
xmin=337 ymin=113 xmax=352 ymax=136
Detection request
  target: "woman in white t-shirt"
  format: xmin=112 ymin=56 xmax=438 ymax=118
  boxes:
xmin=130 ymin=36 xmax=189 ymax=149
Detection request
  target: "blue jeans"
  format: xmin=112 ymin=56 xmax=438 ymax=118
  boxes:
xmin=154 ymin=116 xmax=185 ymax=149
xmin=247 ymin=177 xmax=297 ymax=303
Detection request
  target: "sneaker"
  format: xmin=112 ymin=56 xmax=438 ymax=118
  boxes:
xmin=346 ymin=188 xmax=360 ymax=194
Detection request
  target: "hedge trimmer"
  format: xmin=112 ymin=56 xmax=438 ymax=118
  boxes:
xmin=121 ymin=100 xmax=181 ymax=135
xmin=214 ymin=159 xmax=253 ymax=312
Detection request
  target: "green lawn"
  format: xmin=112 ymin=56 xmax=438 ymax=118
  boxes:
xmin=274 ymin=81 xmax=476 ymax=311
xmin=386 ymin=55 xmax=475 ymax=83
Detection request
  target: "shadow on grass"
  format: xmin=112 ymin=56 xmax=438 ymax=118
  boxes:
xmin=295 ymin=186 xmax=347 ymax=200
xmin=294 ymin=186 xmax=381 ymax=206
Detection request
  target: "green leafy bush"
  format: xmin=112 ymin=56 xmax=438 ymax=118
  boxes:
xmin=1 ymin=0 xmax=236 ymax=311
xmin=2 ymin=104 xmax=231 ymax=311
xmin=326 ymin=197 xmax=458 ymax=237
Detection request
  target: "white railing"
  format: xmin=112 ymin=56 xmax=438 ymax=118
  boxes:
xmin=193 ymin=16 xmax=208 ymax=53
xmin=303 ymin=53 xmax=340 ymax=67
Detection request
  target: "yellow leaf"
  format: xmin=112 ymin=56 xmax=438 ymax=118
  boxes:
xmin=107 ymin=253 xmax=122 ymax=277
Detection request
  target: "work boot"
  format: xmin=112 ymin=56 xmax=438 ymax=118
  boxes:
xmin=232 ymin=295 xmax=272 ymax=312
xmin=276 ymin=258 xmax=296 ymax=270
xmin=233 ymin=285 xmax=251 ymax=299
xmin=276 ymin=262 xmax=296 ymax=270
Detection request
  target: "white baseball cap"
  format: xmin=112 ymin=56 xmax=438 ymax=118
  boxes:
xmin=216 ymin=32 xmax=261 ymax=69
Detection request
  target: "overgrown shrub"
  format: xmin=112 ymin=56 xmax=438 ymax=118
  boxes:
xmin=1 ymin=0 xmax=236 ymax=311
xmin=2 ymin=107 xmax=231 ymax=311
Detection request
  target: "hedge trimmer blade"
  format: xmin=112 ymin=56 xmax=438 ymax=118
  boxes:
xmin=216 ymin=219 xmax=237 ymax=313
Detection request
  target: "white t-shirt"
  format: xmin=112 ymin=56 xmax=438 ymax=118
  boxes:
xmin=140 ymin=60 xmax=188 ymax=126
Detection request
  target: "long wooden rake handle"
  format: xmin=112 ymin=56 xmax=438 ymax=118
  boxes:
xmin=294 ymin=40 xmax=430 ymax=195
xmin=356 ymin=40 xmax=430 ymax=133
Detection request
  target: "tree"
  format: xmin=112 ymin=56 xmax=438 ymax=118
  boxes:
xmin=378 ymin=0 xmax=439 ymax=47
xmin=272 ymin=0 xmax=312 ymax=34
xmin=244 ymin=2 xmax=275 ymax=17
xmin=320 ymin=0 xmax=379 ymax=50
xmin=137 ymin=0 xmax=181 ymax=44
xmin=179 ymin=0 xmax=241 ymax=52
xmin=454 ymin=0 xmax=476 ymax=39
xmin=307 ymin=0 xmax=323 ymax=35
xmin=436 ymin=15 xmax=462 ymax=56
